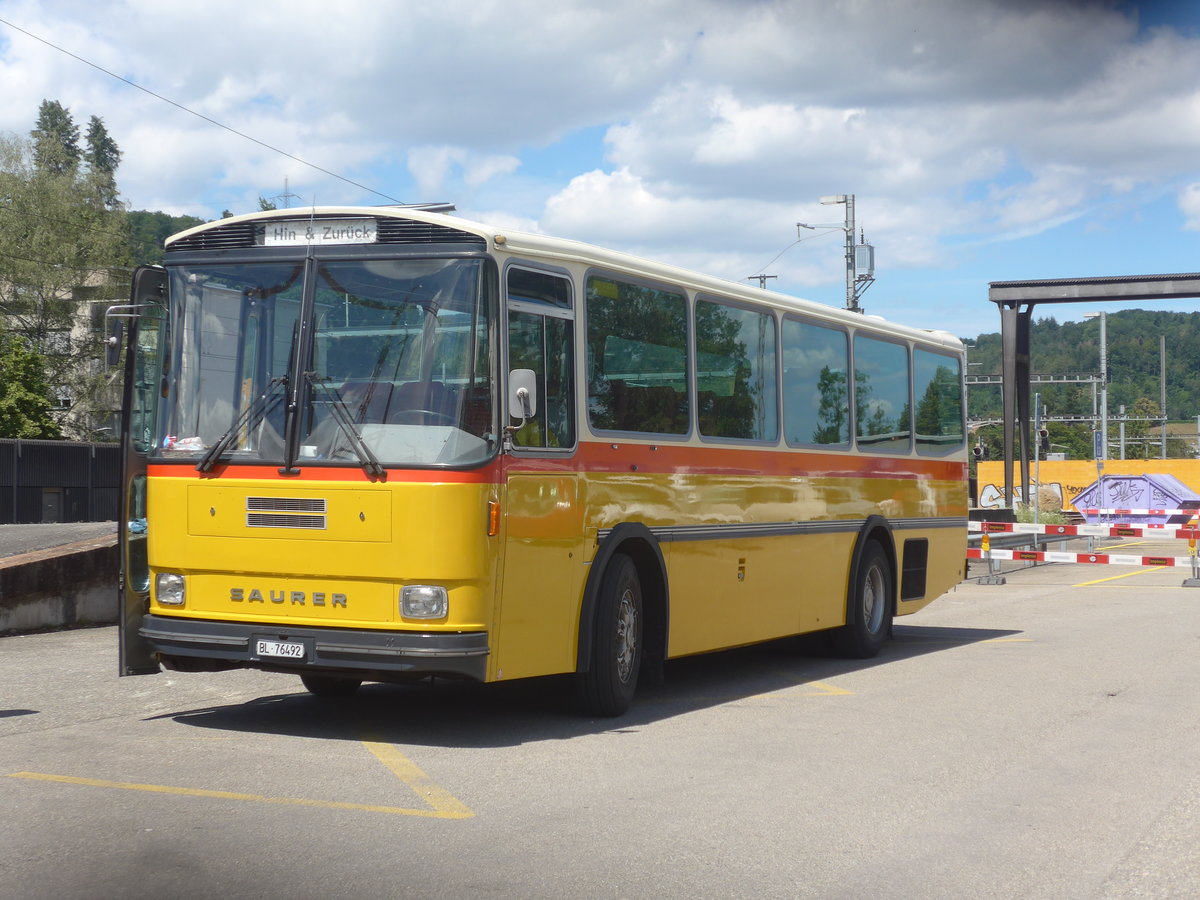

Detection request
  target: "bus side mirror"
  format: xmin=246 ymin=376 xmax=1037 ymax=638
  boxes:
xmin=508 ymin=369 xmax=538 ymax=422
xmin=106 ymin=319 xmax=125 ymax=368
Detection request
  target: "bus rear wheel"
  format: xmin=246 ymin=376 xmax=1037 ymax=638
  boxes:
xmin=831 ymin=541 xmax=893 ymax=658
xmin=576 ymin=553 xmax=643 ymax=717
xmin=300 ymin=673 xmax=362 ymax=698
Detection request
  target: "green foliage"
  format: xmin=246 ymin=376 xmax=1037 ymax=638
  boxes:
xmin=1 ymin=100 xmax=132 ymax=439
xmin=966 ymin=309 xmax=1200 ymax=459
xmin=31 ymin=99 xmax=80 ymax=176
xmin=84 ymin=115 xmax=121 ymax=209
xmin=127 ymin=210 xmax=205 ymax=264
xmin=1015 ymin=504 xmax=1067 ymax=525
xmin=0 ymin=332 xmax=62 ymax=439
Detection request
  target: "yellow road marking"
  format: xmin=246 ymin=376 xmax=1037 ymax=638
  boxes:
xmin=801 ymin=680 xmax=854 ymax=696
xmin=8 ymin=739 xmax=473 ymax=820
xmin=1076 ymin=566 xmax=1166 ymax=586
xmin=359 ymin=737 xmax=473 ymax=818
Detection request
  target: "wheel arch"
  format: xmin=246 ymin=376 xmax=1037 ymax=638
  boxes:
xmin=576 ymin=523 xmax=668 ymax=674
xmin=845 ymin=515 xmax=898 ymax=626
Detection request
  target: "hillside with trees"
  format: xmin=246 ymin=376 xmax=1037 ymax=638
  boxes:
xmin=965 ymin=309 xmax=1200 ymax=459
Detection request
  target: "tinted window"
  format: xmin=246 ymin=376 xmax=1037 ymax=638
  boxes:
xmin=586 ymin=276 xmax=689 ymax=435
xmin=913 ymin=348 xmax=964 ymax=455
xmin=507 ymin=268 xmax=574 ymax=449
xmin=782 ymin=317 xmax=850 ymax=447
xmin=696 ymin=298 xmax=777 ymax=441
xmin=854 ymin=335 xmax=910 ymax=453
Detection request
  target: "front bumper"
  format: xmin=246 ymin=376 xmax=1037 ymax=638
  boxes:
xmin=140 ymin=614 xmax=489 ymax=681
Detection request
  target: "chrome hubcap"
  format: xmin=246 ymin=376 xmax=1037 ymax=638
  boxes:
xmin=614 ymin=588 xmax=638 ymax=683
xmin=863 ymin=564 xmax=885 ymax=632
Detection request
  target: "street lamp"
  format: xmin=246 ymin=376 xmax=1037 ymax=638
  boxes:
xmin=1084 ymin=311 xmax=1108 ymax=460
xmin=797 ymin=194 xmax=874 ymax=313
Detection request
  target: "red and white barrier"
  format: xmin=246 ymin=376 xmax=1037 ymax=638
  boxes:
xmin=1073 ymin=508 xmax=1198 ymax=517
xmin=967 ymin=547 xmax=1195 ymax=568
xmin=970 ymin=508 xmax=1200 ymax=582
xmin=969 ymin=521 xmax=1200 ymax=539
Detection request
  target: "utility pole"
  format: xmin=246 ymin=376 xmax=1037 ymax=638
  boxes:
xmin=798 ymin=194 xmax=874 ymax=313
xmin=1161 ymin=334 xmax=1168 ymax=459
xmin=748 ymin=274 xmax=777 ymax=290
xmin=1084 ymin=311 xmax=1108 ymax=460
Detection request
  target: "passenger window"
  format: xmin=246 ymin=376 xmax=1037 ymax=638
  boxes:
xmin=782 ymin=318 xmax=850 ymax=447
xmin=586 ymin=276 xmax=689 ymax=435
xmin=913 ymin=348 xmax=964 ymax=455
xmin=695 ymin=298 xmax=777 ymax=441
xmin=507 ymin=268 xmax=574 ymax=450
xmin=853 ymin=334 xmax=911 ymax=453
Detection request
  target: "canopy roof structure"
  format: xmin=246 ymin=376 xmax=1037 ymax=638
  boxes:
xmin=987 ymin=273 xmax=1200 ymax=505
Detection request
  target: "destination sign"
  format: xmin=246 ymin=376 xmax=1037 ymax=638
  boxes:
xmin=260 ymin=218 xmax=378 ymax=246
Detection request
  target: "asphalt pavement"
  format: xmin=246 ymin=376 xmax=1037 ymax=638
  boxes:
xmin=3 ymin=547 xmax=1199 ymax=898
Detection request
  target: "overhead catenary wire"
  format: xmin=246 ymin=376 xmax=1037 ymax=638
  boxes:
xmin=747 ymin=227 xmax=840 ymax=285
xmin=0 ymin=16 xmax=404 ymax=205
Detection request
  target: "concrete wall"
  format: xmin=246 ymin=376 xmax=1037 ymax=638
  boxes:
xmin=0 ymin=537 xmax=118 ymax=634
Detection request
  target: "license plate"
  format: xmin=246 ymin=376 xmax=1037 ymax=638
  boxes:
xmin=255 ymin=639 xmax=305 ymax=659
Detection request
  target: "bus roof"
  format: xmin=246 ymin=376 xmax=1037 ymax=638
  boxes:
xmin=166 ymin=205 xmax=964 ymax=352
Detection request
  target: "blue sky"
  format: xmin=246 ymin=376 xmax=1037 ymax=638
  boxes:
xmin=2 ymin=0 xmax=1200 ymax=339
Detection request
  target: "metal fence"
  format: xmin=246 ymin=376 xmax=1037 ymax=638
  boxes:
xmin=0 ymin=439 xmax=120 ymax=524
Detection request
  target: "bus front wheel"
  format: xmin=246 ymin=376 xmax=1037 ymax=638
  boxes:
xmin=300 ymin=673 xmax=363 ymax=698
xmin=831 ymin=541 xmax=893 ymax=658
xmin=576 ymin=553 xmax=643 ymax=717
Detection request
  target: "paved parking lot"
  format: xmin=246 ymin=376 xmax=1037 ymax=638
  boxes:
xmin=3 ymin=543 xmax=1199 ymax=899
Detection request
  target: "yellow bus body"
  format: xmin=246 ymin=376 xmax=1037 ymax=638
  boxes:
xmin=144 ymin=444 xmax=965 ymax=684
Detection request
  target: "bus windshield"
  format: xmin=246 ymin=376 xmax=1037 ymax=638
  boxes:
xmin=159 ymin=256 xmax=494 ymax=468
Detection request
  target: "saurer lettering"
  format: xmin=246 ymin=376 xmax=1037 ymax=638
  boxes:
xmin=230 ymin=588 xmax=347 ymax=607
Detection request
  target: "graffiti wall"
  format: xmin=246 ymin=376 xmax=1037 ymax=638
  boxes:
xmin=976 ymin=459 xmax=1200 ymax=517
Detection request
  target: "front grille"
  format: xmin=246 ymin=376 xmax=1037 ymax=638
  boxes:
xmin=375 ymin=219 xmax=487 ymax=246
xmin=246 ymin=497 xmax=326 ymax=512
xmin=246 ymin=513 xmax=327 ymax=529
xmin=168 ymin=222 xmax=258 ymax=252
xmin=245 ymin=496 xmax=327 ymax=529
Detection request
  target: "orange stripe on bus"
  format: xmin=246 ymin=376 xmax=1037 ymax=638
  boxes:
xmin=146 ymin=443 xmax=964 ymax=483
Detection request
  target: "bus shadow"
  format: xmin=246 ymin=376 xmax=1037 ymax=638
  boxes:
xmin=161 ymin=623 xmax=1019 ymax=749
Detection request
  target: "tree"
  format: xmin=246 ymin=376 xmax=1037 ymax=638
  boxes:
xmin=0 ymin=114 xmax=129 ymax=439
xmin=1124 ymin=397 xmax=1161 ymax=460
xmin=30 ymin=99 xmax=80 ymax=177
xmin=0 ymin=331 xmax=62 ymax=439
xmin=84 ymin=115 xmax=121 ymax=209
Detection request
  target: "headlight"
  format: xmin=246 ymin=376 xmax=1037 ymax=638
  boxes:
xmin=156 ymin=573 xmax=186 ymax=606
xmin=400 ymin=585 xmax=448 ymax=619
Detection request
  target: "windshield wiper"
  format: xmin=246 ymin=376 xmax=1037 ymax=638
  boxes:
xmin=306 ymin=374 xmax=386 ymax=480
xmin=196 ymin=376 xmax=287 ymax=473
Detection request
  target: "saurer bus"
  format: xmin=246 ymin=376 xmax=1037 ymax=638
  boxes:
xmin=117 ymin=206 xmax=967 ymax=716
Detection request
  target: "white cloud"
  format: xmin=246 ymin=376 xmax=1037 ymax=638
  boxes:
xmin=3 ymin=0 xmax=1200 ymax=333
xmin=1179 ymin=183 xmax=1200 ymax=230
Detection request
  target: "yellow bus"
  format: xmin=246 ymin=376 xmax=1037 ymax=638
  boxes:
xmin=117 ymin=206 xmax=967 ymax=715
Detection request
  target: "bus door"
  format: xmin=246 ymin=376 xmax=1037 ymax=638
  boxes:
xmin=118 ymin=267 xmax=167 ymax=675
xmin=496 ymin=268 xmax=584 ymax=680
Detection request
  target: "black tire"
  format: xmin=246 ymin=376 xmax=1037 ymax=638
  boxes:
xmin=576 ymin=553 xmax=643 ymax=717
xmin=831 ymin=541 xmax=893 ymax=658
xmin=300 ymin=673 xmax=363 ymax=699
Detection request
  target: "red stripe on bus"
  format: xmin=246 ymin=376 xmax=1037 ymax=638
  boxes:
xmin=147 ymin=442 xmax=965 ymax=483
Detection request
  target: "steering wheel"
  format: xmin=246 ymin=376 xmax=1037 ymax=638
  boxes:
xmin=388 ymin=408 xmax=457 ymax=426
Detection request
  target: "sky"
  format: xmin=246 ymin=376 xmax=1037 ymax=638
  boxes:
xmin=2 ymin=0 xmax=1200 ymax=340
